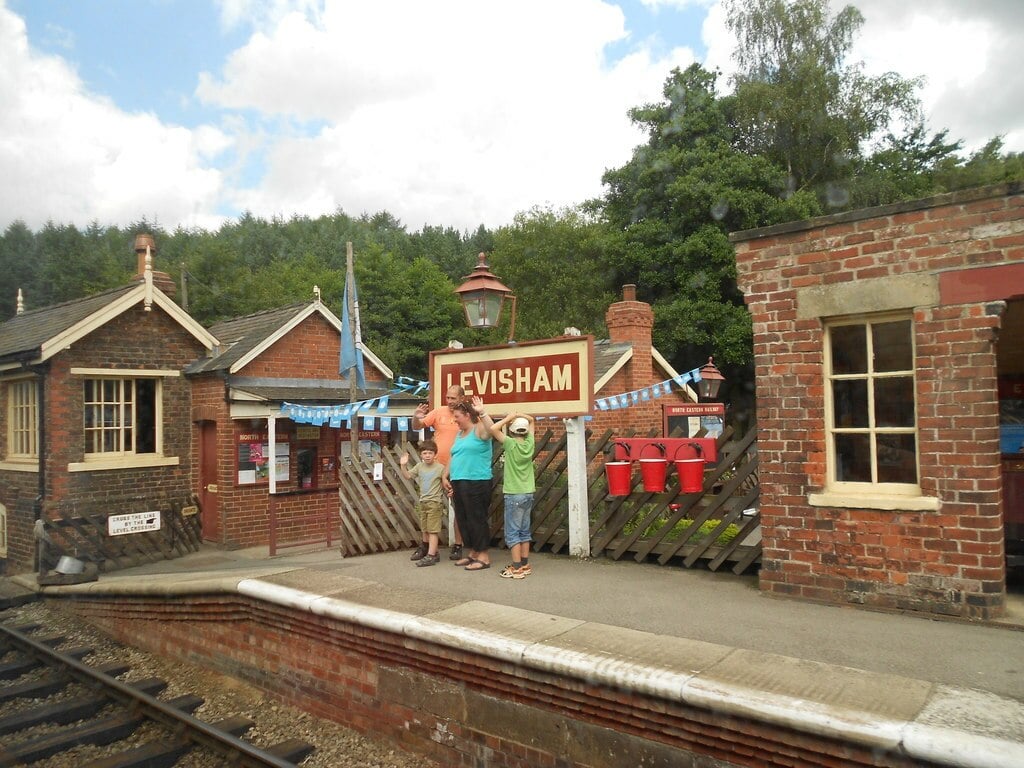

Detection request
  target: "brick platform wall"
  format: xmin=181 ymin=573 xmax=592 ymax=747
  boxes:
xmin=60 ymin=595 xmax=937 ymax=768
xmin=733 ymin=184 xmax=1024 ymax=619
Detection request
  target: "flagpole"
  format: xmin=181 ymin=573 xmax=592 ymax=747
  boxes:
xmin=346 ymin=242 xmax=359 ymax=456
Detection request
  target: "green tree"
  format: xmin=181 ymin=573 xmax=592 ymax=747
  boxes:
xmin=0 ymin=221 xmax=39 ymax=319
xmin=725 ymin=0 xmax=922 ymax=204
xmin=490 ymin=206 xmax=617 ymax=343
xmin=601 ymin=64 xmax=818 ymax=372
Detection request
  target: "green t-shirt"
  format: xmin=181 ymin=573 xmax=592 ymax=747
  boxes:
xmin=502 ymin=434 xmax=535 ymax=494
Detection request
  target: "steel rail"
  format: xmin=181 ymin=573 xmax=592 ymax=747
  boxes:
xmin=0 ymin=622 xmax=303 ymax=768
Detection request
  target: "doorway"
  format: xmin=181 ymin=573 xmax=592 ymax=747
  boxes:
xmin=199 ymin=421 xmax=221 ymax=542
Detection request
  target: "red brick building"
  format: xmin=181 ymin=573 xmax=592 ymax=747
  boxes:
xmin=186 ymin=299 xmax=399 ymax=550
xmin=0 ymin=236 xmax=216 ymax=572
xmin=732 ymin=183 xmax=1024 ymax=619
xmin=590 ymin=284 xmax=701 ymax=437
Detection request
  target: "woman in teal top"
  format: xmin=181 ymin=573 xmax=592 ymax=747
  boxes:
xmin=442 ymin=398 xmax=494 ymax=570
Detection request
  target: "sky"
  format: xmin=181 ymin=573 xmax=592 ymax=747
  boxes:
xmin=1 ymin=0 xmax=1022 ymax=236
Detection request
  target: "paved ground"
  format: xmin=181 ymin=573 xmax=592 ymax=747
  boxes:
xmin=5 ymin=545 xmax=1024 ymax=767
xmin=23 ymin=543 xmax=1022 ymax=703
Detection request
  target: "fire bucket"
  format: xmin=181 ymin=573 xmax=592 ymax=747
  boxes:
xmin=604 ymin=461 xmax=633 ymax=496
xmin=675 ymin=458 xmax=705 ymax=494
xmin=639 ymin=459 xmax=668 ymax=492
xmin=636 ymin=443 xmax=668 ymax=492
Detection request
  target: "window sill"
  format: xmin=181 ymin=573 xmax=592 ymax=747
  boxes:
xmin=809 ymin=492 xmax=939 ymax=511
xmin=0 ymin=460 xmax=38 ymax=472
xmin=68 ymin=455 xmax=180 ymax=473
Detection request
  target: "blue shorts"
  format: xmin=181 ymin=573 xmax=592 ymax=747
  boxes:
xmin=504 ymin=493 xmax=533 ymax=547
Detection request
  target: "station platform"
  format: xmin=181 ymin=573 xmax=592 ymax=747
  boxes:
xmin=4 ymin=545 xmax=1024 ymax=767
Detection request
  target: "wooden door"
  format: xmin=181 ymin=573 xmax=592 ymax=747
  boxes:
xmin=199 ymin=421 xmax=220 ymax=542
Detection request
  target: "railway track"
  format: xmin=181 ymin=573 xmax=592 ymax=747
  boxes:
xmin=0 ymin=620 xmax=315 ymax=767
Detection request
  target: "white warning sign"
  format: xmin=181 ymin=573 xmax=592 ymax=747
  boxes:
xmin=108 ymin=511 xmax=161 ymax=536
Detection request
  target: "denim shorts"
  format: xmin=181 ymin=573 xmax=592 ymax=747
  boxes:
xmin=503 ymin=493 xmax=533 ymax=546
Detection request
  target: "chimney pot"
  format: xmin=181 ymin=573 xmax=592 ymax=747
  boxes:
xmin=622 ymin=284 xmax=637 ymax=302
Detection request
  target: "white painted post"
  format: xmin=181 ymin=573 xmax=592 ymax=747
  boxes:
xmin=267 ymin=415 xmax=277 ymax=495
xmin=564 ymin=415 xmax=590 ymax=558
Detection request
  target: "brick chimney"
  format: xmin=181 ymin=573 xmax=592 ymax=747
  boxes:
xmin=132 ymin=233 xmax=176 ymax=297
xmin=605 ymin=284 xmax=653 ymax=388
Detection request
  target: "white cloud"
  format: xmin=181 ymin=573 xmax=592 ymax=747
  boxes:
xmin=199 ymin=0 xmax=697 ymax=231
xmin=0 ymin=4 xmax=229 ymax=231
xmin=702 ymin=0 xmax=1024 ymax=155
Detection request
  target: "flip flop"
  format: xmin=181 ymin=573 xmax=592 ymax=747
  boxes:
xmin=464 ymin=560 xmax=490 ymax=571
xmin=453 ymin=557 xmax=474 ymax=567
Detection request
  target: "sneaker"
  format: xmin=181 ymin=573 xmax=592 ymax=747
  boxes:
xmin=410 ymin=543 xmax=428 ymax=561
xmin=416 ymin=554 xmax=439 ymax=567
xmin=514 ymin=564 xmax=532 ymax=579
xmin=448 ymin=544 xmax=464 ymax=561
xmin=499 ymin=564 xmax=520 ymax=579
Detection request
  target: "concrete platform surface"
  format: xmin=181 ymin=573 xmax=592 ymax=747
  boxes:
xmin=6 ymin=545 xmax=1024 ymax=767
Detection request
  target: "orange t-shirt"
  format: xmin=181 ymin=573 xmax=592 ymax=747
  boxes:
xmin=420 ymin=407 xmax=459 ymax=467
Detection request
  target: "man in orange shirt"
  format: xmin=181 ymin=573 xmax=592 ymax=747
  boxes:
xmin=412 ymin=384 xmax=465 ymax=559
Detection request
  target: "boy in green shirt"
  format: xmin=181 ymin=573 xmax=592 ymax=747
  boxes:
xmin=489 ymin=412 xmax=536 ymax=579
xmin=399 ymin=440 xmax=445 ymax=567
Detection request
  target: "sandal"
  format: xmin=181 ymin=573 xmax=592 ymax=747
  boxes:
xmin=453 ymin=557 xmax=474 ymax=567
xmin=464 ymin=560 xmax=490 ymax=571
xmin=448 ymin=544 xmax=464 ymax=561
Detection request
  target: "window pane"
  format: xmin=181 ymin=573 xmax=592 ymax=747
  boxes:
xmin=135 ymin=379 xmax=157 ymax=453
xmin=831 ymin=325 xmax=867 ymax=374
xmin=832 ymin=380 xmax=868 ymax=427
xmin=877 ymin=433 xmax=918 ymax=484
xmin=874 ymin=377 xmax=915 ymax=427
xmin=835 ymin=433 xmax=872 ymax=482
xmin=873 ymin=320 xmax=912 ymax=371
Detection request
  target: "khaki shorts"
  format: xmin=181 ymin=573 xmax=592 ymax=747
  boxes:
xmin=415 ymin=499 xmax=445 ymax=534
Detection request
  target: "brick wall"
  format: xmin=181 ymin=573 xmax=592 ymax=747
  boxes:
xmin=64 ymin=594 xmax=928 ymax=768
xmin=1 ymin=303 xmax=207 ymax=572
xmin=237 ymin=312 xmax=386 ymax=384
xmin=733 ymin=183 xmax=1024 ymax=619
xmin=591 ymin=285 xmax=693 ymax=437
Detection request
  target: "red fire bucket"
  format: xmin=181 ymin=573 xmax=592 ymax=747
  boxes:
xmin=604 ymin=461 xmax=633 ymax=496
xmin=639 ymin=459 xmax=668 ymax=493
xmin=675 ymin=458 xmax=705 ymax=494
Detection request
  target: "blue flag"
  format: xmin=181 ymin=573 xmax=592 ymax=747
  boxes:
xmin=340 ymin=267 xmax=366 ymax=390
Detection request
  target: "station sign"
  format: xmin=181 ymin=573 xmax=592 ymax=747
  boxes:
xmin=429 ymin=336 xmax=594 ymax=416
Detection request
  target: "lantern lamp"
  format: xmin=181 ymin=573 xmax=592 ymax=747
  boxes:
xmin=454 ymin=252 xmax=517 ymax=343
xmin=697 ymin=357 xmax=725 ymax=400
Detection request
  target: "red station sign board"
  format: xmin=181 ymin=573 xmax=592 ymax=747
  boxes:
xmin=429 ymin=336 xmax=594 ymax=417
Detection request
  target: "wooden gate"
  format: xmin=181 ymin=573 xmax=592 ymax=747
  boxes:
xmin=334 ymin=427 xmax=761 ymax=573
xmin=41 ymin=494 xmax=203 ymax=573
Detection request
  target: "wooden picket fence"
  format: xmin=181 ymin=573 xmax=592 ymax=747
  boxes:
xmin=40 ymin=494 xmax=203 ymax=572
xmin=335 ymin=426 xmax=761 ymax=574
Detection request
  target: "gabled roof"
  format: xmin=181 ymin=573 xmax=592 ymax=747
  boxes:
xmin=0 ymin=283 xmax=217 ymax=370
xmin=186 ymin=300 xmax=393 ymax=379
xmin=592 ymin=338 xmax=689 ymax=394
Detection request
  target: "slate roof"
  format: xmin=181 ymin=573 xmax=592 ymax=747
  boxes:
xmin=0 ymin=286 xmax=137 ymax=363
xmin=186 ymin=303 xmax=307 ymax=375
xmin=592 ymin=339 xmax=632 ymax=383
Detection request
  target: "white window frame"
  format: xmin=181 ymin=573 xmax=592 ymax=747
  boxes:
xmin=811 ymin=313 xmax=937 ymax=510
xmin=5 ymin=377 xmax=38 ymax=463
xmin=68 ymin=368 xmax=179 ymax=472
